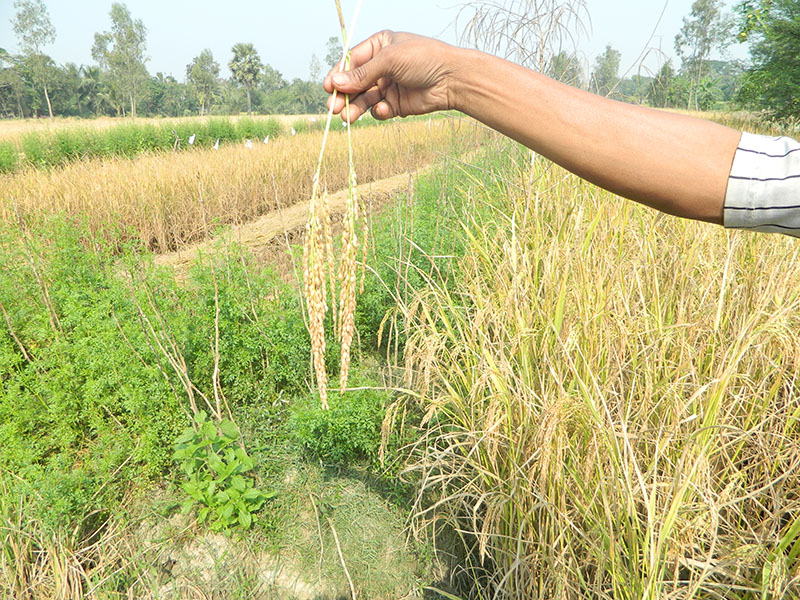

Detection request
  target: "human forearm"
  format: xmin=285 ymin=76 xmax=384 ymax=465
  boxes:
xmin=326 ymin=32 xmax=741 ymax=224
xmin=449 ymin=48 xmax=741 ymax=224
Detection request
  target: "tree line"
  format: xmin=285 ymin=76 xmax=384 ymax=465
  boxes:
xmin=0 ymin=0 xmax=341 ymax=119
xmin=549 ymin=0 xmax=798 ymax=118
xmin=1 ymin=0 xmax=798 ymax=121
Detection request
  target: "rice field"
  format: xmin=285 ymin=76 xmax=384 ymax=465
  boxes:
xmin=396 ymin=144 xmax=800 ymax=598
xmin=0 ymin=113 xmax=326 ymax=141
xmin=1 ymin=116 xmax=480 ymax=251
xmin=0 ymin=106 xmax=798 ymax=599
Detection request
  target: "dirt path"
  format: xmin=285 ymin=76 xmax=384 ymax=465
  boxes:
xmin=154 ymin=166 xmax=429 ymax=278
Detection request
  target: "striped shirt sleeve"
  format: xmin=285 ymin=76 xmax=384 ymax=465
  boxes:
xmin=724 ymin=131 xmax=800 ymax=237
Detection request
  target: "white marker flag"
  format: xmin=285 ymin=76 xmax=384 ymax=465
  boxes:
xmin=245 ymin=139 xmax=252 ymax=149
xmin=213 ymin=138 xmax=220 ymax=150
xmin=264 ymin=135 xmax=269 ymax=144
xmin=188 ymin=134 xmax=196 ymax=145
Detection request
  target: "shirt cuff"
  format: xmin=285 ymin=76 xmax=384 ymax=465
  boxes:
xmin=723 ymin=131 xmax=800 ymax=237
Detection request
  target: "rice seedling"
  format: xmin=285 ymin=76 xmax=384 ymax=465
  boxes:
xmin=0 ymin=113 xmax=319 ymax=144
xmin=0 ymin=116 xmax=287 ymax=171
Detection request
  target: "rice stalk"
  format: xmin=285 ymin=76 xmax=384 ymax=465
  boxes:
xmin=302 ymin=0 xmax=364 ymax=407
xmin=304 ymin=185 xmax=330 ymax=409
xmin=335 ymin=0 xmax=363 ymax=393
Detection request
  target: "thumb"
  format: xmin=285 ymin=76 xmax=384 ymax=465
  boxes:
xmin=331 ymin=52 xmax=392 ymax=95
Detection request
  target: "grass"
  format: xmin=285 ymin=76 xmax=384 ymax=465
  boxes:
xmin=2 ymin=116 xmax=286 ymax=171
xmin=0 ymin=463 xmax=428 ymax=599
xmin=0 ymin=112 xmax=406 ymax=173
xmin=0 ymin=113 xmax=324 ymax=141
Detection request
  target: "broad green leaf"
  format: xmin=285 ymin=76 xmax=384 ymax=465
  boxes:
xmin=238 ymin=510 xmax=252 ymax=529
xmin=181 ymin=482 xmax=204 ymax=502
xmin=219 ymin=419 xmax=238 ymax=440
xmin=208 ymin=454 xmax=225 ymax=474
xmin=231 ymin=475 xmax=247 ymax=492
xmin=242 ymin=488 xmax=263 ymax=502
xmin=220 ymin=460 xmax=238 ymax=480
xmin=175 ymin=428 xmax=195 ymax=445
xmin=201 ymin=422 xmax=216 ymax=440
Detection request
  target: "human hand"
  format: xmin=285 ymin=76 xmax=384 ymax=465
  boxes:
xmin=323 ymin=31 xmax=457 ymax=122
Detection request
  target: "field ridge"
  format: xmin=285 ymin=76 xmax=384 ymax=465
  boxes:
xmin=154 ymin=167 xmax=428 ymax=277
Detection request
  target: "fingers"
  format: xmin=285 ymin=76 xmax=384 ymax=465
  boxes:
xmin=323 ymin=56 xmax=346 ymax=93
xmin=344 ymin=86 xmax=385 ymax=122
xmin=374 ymin=83 xmax=402 ymax=120
xmin=323 ymin=30 xmax=392 ymax=93
xmin=326 ymin=85 xmax=386 ymax=123
xmin=371 ymin=101 xmax=396 ymax=121
xmin=333 ymin=55 xmax=392 ymax=97
xmin=323 ymin=30 xmax=401 ymax=121
xmin=324 ymin=32 xmax=396 ymax=98
xmin=327 ymin=72 xmax=393 ymax=120
xmin=347 ymin=30 xmax=392 ymax=71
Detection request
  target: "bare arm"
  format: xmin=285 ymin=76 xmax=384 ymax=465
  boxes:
xmin=325 ymin=31 xmax=741 ymax=225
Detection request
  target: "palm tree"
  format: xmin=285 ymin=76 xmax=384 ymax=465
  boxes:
xmin=79 ymin=65 xmax=108 ymax=116
xmin=229 ymin=43 xmax=263 ymax=115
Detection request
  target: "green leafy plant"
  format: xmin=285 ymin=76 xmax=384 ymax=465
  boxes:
xmin=0 ymin=140 xmax=19 ymax=173
xmin=173 ymin=411 xmax=273 ymax=530
xmin=290 ymin=387 xmax=387 ymax=465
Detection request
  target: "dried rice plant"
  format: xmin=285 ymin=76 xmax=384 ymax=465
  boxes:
xmin=303 ymin=0 xmax=365 ymax=409
xmin=457 ymin=0 xmax=589 ymax=72
xmin=395 ymin=147 xmax=800 ymax=599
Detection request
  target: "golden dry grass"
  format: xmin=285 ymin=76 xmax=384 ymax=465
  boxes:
xmin=0 ymin=117 xmax=480 ymax=252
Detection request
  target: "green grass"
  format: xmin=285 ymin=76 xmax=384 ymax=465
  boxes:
xmin=0 ymin=141 xmax=17 ymax=173
xmin=1 ymin=116 xmax=288 ymax=171
xmin=0 ymin=217 xmax=311 ymax=530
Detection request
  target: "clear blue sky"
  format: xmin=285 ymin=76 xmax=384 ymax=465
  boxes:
xmin=0 ymin=1 xmax=749 ymax=81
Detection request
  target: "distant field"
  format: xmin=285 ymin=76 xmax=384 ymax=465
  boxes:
xmin=0 ymin=113 xmax=327 ymax=141
xmin=0 ymin=116 xmax=484 ymax=251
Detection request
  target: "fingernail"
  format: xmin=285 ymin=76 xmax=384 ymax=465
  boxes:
xmin=332 ymin=73 xmax=347 ymax=86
